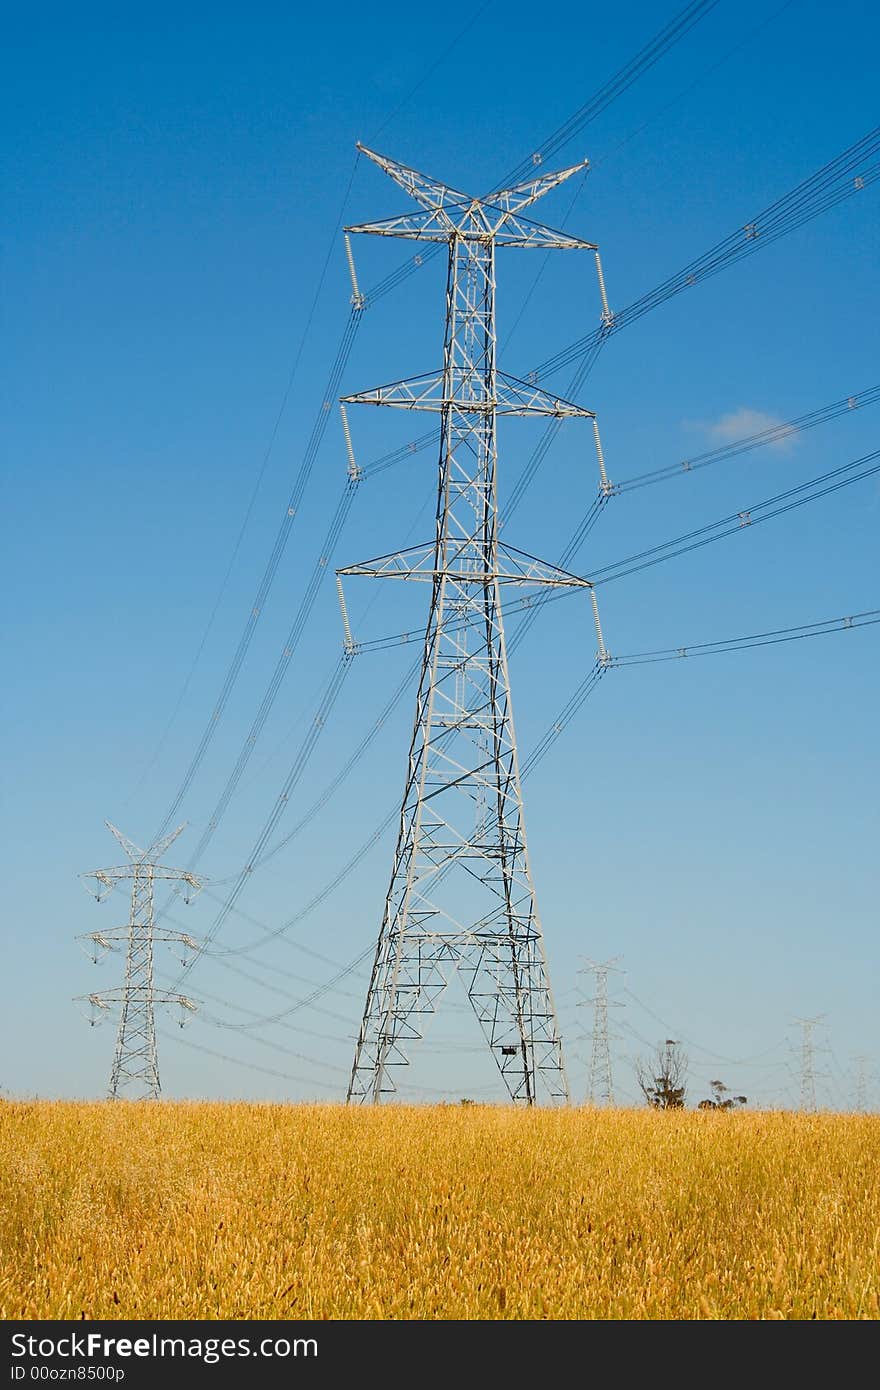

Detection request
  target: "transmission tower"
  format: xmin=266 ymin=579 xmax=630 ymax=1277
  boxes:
xmin=852 ymin=1054 xmax=871 ymax=1112
xmin=792 ymin=1014 xmax=827 ymax=1112
xmin=337 ymin=145 xmax=611 ymax=1105
xmin=76 ymin=822 xmax=202 ymax=1099
xmin=578 ymin=956 xmax=623 ymax=1105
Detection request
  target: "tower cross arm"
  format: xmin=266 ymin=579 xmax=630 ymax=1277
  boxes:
xmin=356 ymin=143 xmax=470 ymax=212
xmin=80 ymin=866 xmax=132 ymax=898
xmin=77 ymin=989 xmax=199 ymax=1010
xmin=353 ymin=145 xmax=597 ymax=247
xmin=346 ymin=207 xmax=598 ymax=250
xmin=149 ymin=866 xmax=201 ymax=892
xmin=77 ymin=927 xmax=201 ymax=949
xmin=104 ymin=820 xmax=187 ymax=865
xmin=488 ymin=212 xmax=597 ymax=250
xmin=147 ymin=823 xmax=188 ymax=863
xmin=487 ymin=157 xmax=591 ymax=215
xmin=347 ymin=207 xmax=469 ymax=242
xmin=337 ymin=542 xmax=594 ymax=589
xmin=81 ymin=864 xmax=202 ymax=888
xmin=341 ymin=370 xmax=595 ymax=417
xmin=104 ymin=821 xmax=147 ymax=863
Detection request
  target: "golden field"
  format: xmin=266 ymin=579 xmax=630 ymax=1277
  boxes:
xmin=1 ymin=1101 xmax=877 ymax=1320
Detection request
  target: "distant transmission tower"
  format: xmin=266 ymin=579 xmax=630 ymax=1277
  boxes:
xmin=578 ymin=957 xmax=623 ymax=1105
xmin=337 ymin=145 xmax=611 ymax=1104
xmin=76 ymin=823 xmax=202 ymax=1099
xmin=793 ymin=1014 xmax=827 ymax=1112
xmin=853 ymin=1054 xmax=871 ymax=1112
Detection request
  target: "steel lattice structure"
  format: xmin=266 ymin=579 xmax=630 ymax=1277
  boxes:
xmin=853 ymin=1054 xmax=871 ymax=1113
xmin=793 ymin=1014 xmax=826 ymax=1113
xmin=338 ymin=145 xmax=610 ymax=1104
xmin=579 ymin=956 xmax=623 ymax=1105
xmin=76 ymin=822 xmax=201 ymax=1099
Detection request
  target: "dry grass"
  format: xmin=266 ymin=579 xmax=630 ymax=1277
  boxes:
xmin=1 ymin=1101 xmax=877 ymax=1319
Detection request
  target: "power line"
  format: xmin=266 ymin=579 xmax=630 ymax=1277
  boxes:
xmin=362 ymin=0 xmax=725 ymax=306
xmin=212 ymin=947 xmax=376 ymax=1033
xmin=378 ymin=128 xmax=880 ymax=528
xmin=209 ymin=655 xmax=421 ymax=886
xmin=507 ymin=2 xmax=725 ymax=185
xmin=508 ymin=473 xmax=879 ymax=625
xmin=592 ymin=447 xmax=880 ymax=585
xmin=158 ymin=971 xmax=349 ymax=1046
xmin=123 ymin=155 xmax=364 ymax=810
xmin=587 ymin=0 xmax=801 ymax=178
xmin=154 ymin=469 xmax=376 ymax=925
xmin=157 ymin=973 xmax=351 ymax=1073
xmin=157 ymin=1026 xmax=340 ymax=1092
xmin=153 ymin=309 xmax=364 ymax=844
xmin=612 ymin=384 xmax=880 ymax=494
xmin=368 ymin=0 xmax=494 ymax=142
xmin=207 ymin=953 xmax=362 ymax=1029
xmin=442 ymin=444 xmax=880 ymax=639
xmin=173 ymin=652 xmax=355 ymax=974
xmin=609 ymin=608 xmax=880 ymax=667
xmin=534 ymin=125 xmax=880 ymax=381
xmin=356 ymin=382 xmax=880 ymax=656
xmin=347 ymin=221 xmax=880 ymax=557
xmin=624 ymin=987 xmax=788 ymax=1067
xmin=501 ymin=0 xmax=802 ymax=350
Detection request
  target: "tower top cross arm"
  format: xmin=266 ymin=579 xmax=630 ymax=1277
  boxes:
xmin=355 ymin=143 xmax=471 ymax=214
xmin=80 ymin=821 xmax=202 ymax=901
xmin=348 ymin=144 xmax=595 ymax=247
xmin=105 ymin=819 xmax=187 ymax=866
xmin=485 ymin=158 xmax=592 ymax=217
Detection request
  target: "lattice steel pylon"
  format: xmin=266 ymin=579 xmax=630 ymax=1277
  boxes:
xmin=337 ymin=145 xmax=611 ymax=1105
xmin=853 ymin=1054 xmax=871 ymax=1113
xmin=578 ymin=956 xmax=623 ymax=1105
xmin=793 ymin=1014 xmax=827 ymax=1112
xmin=76 ymin=822 xmax=202 ymax=1099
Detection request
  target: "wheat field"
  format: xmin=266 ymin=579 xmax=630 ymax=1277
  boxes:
xmin=1 ymin=1101 xmax=877 ymax=1320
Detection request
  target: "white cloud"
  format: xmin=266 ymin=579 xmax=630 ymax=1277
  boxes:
xmin=705 ymin=406 xmax=798 ymax=452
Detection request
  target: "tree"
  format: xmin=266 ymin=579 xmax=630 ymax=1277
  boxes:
xmin=698 ymin=1079 xmax=747 ymax=1111
xmin=635 ymin=1039 xmax=688 ymax=1109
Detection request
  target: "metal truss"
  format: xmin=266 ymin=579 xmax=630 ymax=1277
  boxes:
xmin=342 ymin=369 xmax=595 ymax=417
xmin=339 ymin=540 xmax=590 ymax=591
xmin=76 ymin=822 xmax=202 ymax=1099
xmin=579 ymin=956 xmax=624 ymax=1105
xmin=340 ymin=146 xmax=609 ymax=1105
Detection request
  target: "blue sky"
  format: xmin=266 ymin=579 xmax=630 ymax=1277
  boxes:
xmin=3 ymin=0 xmax=878 ymax=1108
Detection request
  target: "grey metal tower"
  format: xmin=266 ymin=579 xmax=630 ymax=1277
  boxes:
xmin=77 ymin=822 xmax=201 ymax=1099
xmin=852 ymin=1054 xmax=870 ymax=1112
xmin=337 ymin=145 xmax=610 ymax=1105
xmin=793 ymin=1014 xmax=826 ymax=1112
xmin=579 ymin=956 xmax=623 ymax=1105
